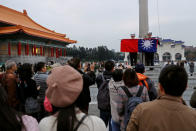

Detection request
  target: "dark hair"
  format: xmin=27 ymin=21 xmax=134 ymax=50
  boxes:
xmin=105 ymin=60 xmax=115 ymax=72
xmin=135 ymin=64 xmax=145 ymax=74
xmin=34 ymin=62 xmax=46 ymax=72
xmin=18 ymin=63 xmax=33 ymax=81
xmin=0 ymin=85 xmax=24 ymax=131
xmin=159 ymin=65 xmax=188 ymax=96
xmin=53 ymin=88 xmax=89 ymax=131
xmin=68 ymin=58 xmax=81 ymax=69
xmin=56 ymin=104 xmax=77 ymax=131
xmin=123 ymin=68 xmax=139 ymax=87
xmin=112 ymin=69 xmax=123 ymax=82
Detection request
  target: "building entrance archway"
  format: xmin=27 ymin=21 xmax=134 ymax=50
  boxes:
xmin=162 ymin=52 xmax=171 ymax=61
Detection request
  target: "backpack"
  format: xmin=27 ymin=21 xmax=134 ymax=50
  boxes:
xmin=97 ymin=74 xmax=111 ymax=111
xmin=121 ymin=86 xmax=144 ymax=129
xmin=25 ymin=97 xmax=40 ymax=114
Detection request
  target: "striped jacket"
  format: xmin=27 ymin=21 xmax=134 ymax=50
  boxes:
xmin=33 ymin=72 xmax=48 ymax=103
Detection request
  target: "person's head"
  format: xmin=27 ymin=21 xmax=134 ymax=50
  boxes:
xmin=18 ymin=63 xmax=33 ymax=81
xmin=158 ymin=65 xmax=188 ymax=97
xmin=46 ymin=65 xmax=83 ymax=131
xmin=0 ymin=84 xmax=23 ymax=131
xmin=105 ymin=60 xmax=115 ymax=72
xmin=123 ymin=68 xmax=139 ymax=87
xmin=35 ymin=62 xmax=46 ymax=72
xmin=112 ymin=69 xmax=123 ymax=82
xmin=135 ymin=64 xmax=145 ymax=74
xmin=5 ymin=60 xmax=17 ymax=72
xmin=68 ymin=58 xmax=81 ymax=69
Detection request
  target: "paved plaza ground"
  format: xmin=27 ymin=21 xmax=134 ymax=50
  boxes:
xmin=88 ymin=67 xmax=196 ymax=116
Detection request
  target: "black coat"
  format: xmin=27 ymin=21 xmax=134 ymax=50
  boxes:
xmin=76 ymin=69 xmax=96 ymax=108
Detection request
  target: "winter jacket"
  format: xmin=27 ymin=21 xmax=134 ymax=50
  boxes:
xmin=117 ymin=85 xmax=149 ymax=130
xmin=76 ymin=69 xmax=95 ymax=110
xmin=0 ymin=71 xmax=20 ymax=109
xmin=137 ymin=73 xmax=158 ymax=101
xmin=190 ymin=90 xmax=196 ymax=108
xmin=109 ymin=79 xmax=124 ymax=123
xmin=96 ymin=70 xmax=113 ymax=111
xmin=18 ymin=79 xmax=38 ymax=104
xmin=189 ymin=62 xmax=194 ymax=73
xmin=34 ymin=72 xmax=48 ymax=103
xmin=127 ymin=95 xmax=196 ymax=131
xmin=96 ymin=70 xmax=113 ymax=88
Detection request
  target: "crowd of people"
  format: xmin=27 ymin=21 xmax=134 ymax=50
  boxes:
xmin=0 ymin=59 xmax=196 ymax=131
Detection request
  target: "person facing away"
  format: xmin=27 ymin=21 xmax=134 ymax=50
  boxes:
xmin=17 ymin=63 xmax=39 ymax=116
xmin=117 ymin=68 xmax=149 ymax=131
xmin=0 ymin=84 xmax=39 ymax=131
xmin=127 ymin=65 xmax=196 ymax=131
xmin=39 ymin=65 xmax=107 ymax=131
xmin=33 ymin=62 xmax=49 ymax=121
xmin=109 ymin=69 xmax=124 ymax=131
xmin=190 ymin=89 xmax=196 ymax=108
xmin=96 ymin=60 xmax=115 ymax=130
xmin=189 ymin=61 xmax=194 ymax=76
xmin=68 ymin=58 xmax=96 ymax=114
xmin=0 ymin=60 xmax=20 ymax=110
xmin=135 ymin=64 xmax=158 ymax=101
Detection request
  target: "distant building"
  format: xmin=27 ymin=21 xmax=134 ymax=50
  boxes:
xmin=156 ymin=39 xmax=186 ymax=62
xmin=0 ymin=5 xmax=76 ymax=64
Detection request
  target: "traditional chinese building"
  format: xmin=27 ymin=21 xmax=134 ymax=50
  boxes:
xmin=155 ymin=39 xmax=186 ymax=62
xmin=0 ymin=5 xmax=76 ymax=64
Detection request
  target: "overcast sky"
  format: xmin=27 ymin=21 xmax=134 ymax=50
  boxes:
xmin=1 ymin=0 xmax=196 ymax=51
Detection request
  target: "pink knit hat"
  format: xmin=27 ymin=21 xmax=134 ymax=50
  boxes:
xmin=46 ymin=65 xmax=83 ymax=107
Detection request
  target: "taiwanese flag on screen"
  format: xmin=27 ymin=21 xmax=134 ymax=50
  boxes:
xmin=121 ymin=39 xmax=138 ymax=52
xmin=138 ymin=39 xmax=157 ymax=52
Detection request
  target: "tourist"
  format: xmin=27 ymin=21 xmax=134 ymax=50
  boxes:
xmin=96 ymin=60 xmax=115 ymax=130
xmin=39 ymin=65 xmax=107 ymax=131
xmin=0 ymin=60 xmax=20 ymax=110
xmin=127 ymin=65 xmax=196 ymax=131
xmin=189 ymin=61 xmax=194 ymax=76
xmin=190 ymin=89 xmax=196 ymax=108
xmin=68 ymin=58 xmax=96 ymax=114
xmin=17 ymin=63 xmax=39 ymax=118
xmin=0 ymin=84 xmax=39 ymax=131
xmin=109 ymin=69 xmax=124 ymax=131
xmin=135 ymin=64 xmax=158 ymax=100
xmin=117 ymin=68 xmax=149 ymax=130
xmin=33 ymin=62 xmax=49 ymax=121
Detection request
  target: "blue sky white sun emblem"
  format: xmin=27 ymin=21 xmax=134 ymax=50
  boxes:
xmin=141 ymin=40 xmax=154 ymax=50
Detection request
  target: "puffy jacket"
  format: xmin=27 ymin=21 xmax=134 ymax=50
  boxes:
xmin=137 ymin=73 xmax=158 ymax=101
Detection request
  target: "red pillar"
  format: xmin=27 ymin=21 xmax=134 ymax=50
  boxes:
xmin=60 ymin=48 xmax=62 ymax=56
xmin=43 ymin=47 xmax=45 ymax=56
xmin=8 ymin=42 xmax=11 ymax=56
xmin=64 ymin=48 xmax=66 ymax=57
xmin=40 ymin=46 xmax=42 ymax=56
xmin=18 ymin=42 xmax=21 ymax=56
xmin=56 ymin=48 xmax=59 ymax=58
